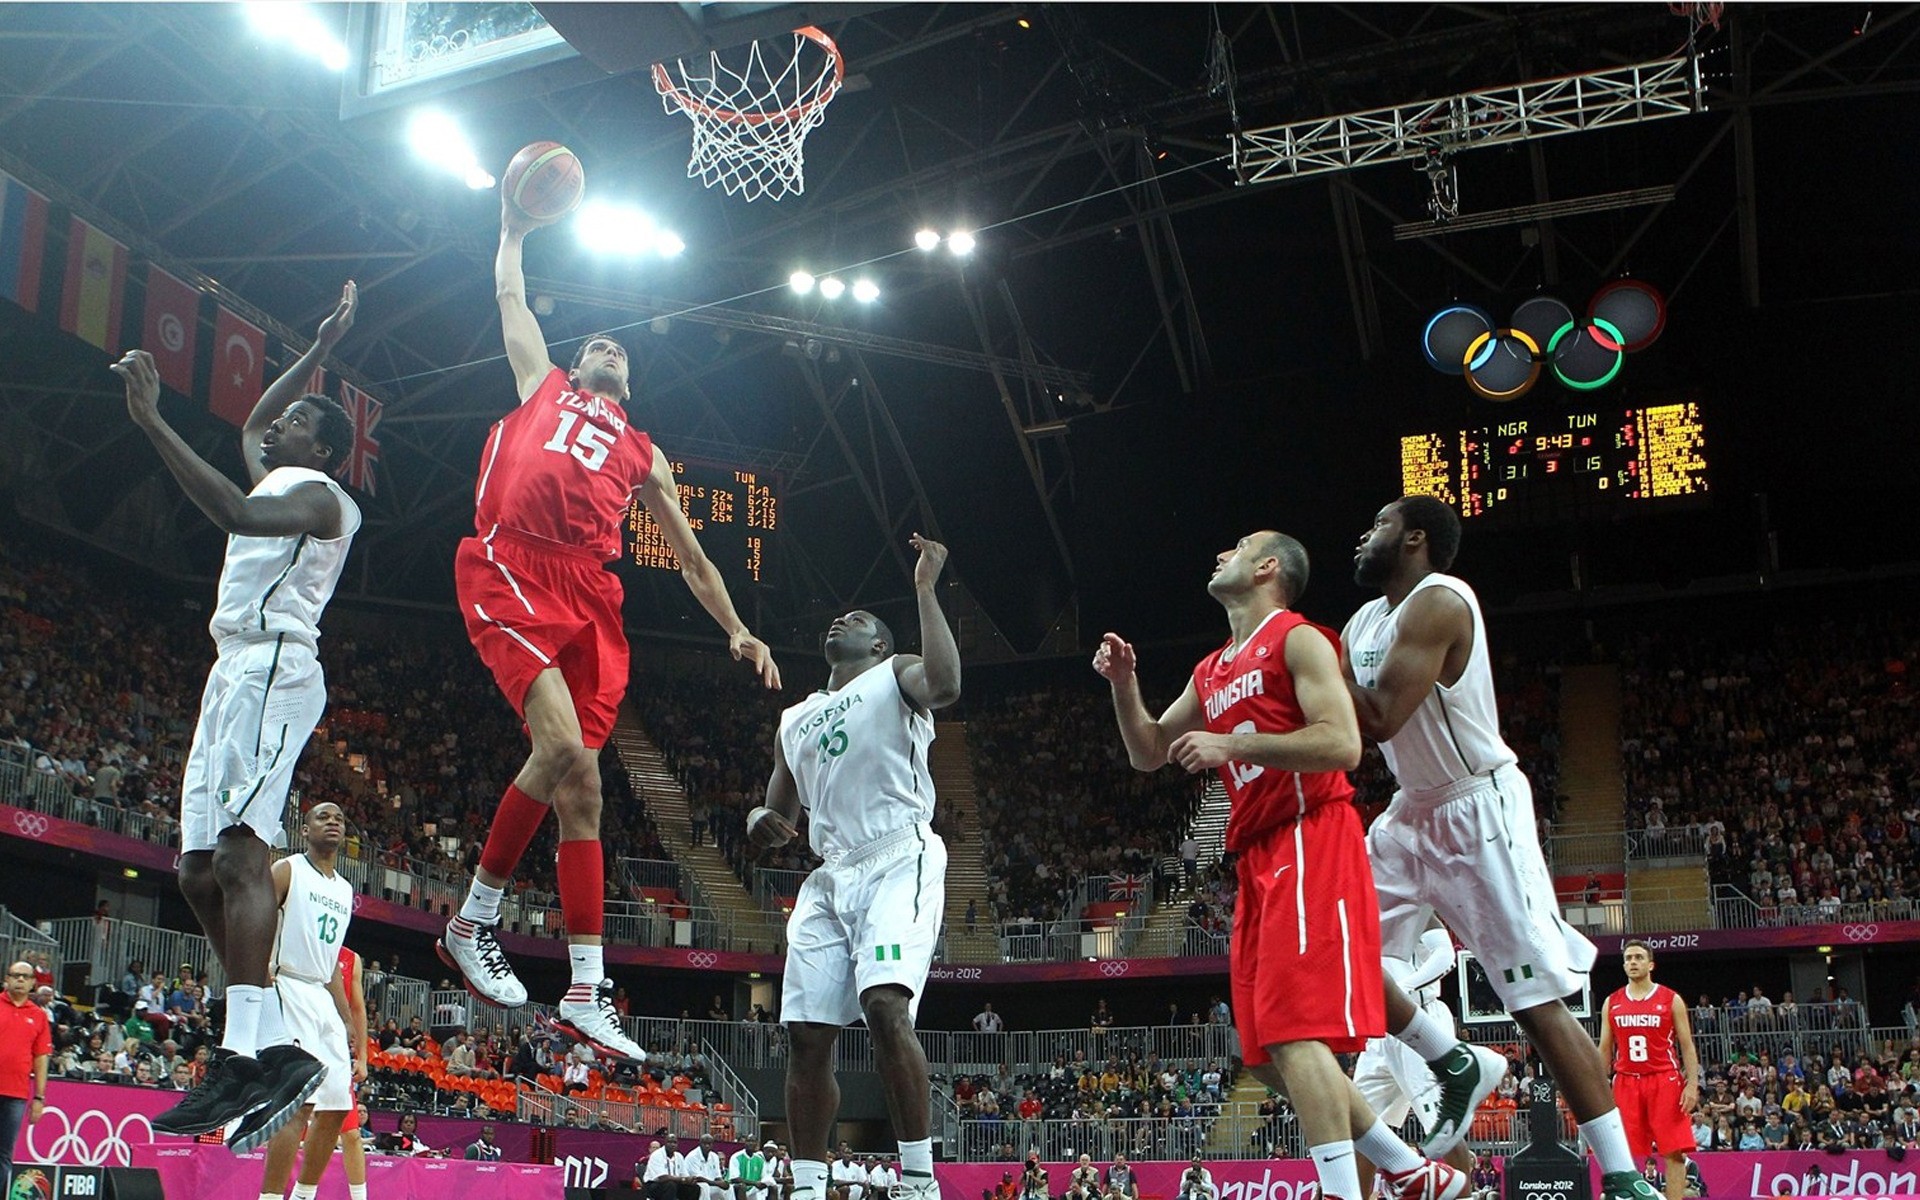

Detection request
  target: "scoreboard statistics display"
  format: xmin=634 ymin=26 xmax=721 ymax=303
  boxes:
xmin=1400 ymin=401 xmax=1709 ymax=524
xmin=624 ymin=458 xmax=778 ymax=583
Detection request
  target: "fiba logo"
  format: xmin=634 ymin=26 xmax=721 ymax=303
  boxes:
xmin=11 ymin=1167 xmax=53 ymax=1200
xmin=156 ymin=312 xmax=186 ymax=354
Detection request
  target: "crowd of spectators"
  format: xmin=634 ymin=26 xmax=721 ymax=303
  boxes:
xmin=1616 ymin=608 xmax=1918 ymax=919
xmin=967 ymin=685 xmax=1202 ymax=924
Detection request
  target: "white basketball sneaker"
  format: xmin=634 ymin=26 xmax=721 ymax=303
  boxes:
xmin=551 ymin=979 xmax=647 ymax=1064
xmin=438 ymin=916 xmax=529 ymax=1008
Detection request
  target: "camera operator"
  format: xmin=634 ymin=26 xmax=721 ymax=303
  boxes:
xmin=1177 ymin=1156 xmax=1217 ymax=1200
xmin=1065 ymin=1154 xmax=1101 ymax=1200
xmin=1020 ymin=1151 xmax=1049 ymax=1200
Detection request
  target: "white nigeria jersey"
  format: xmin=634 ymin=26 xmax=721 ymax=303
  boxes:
xmin=210 ymin=466 xmax=360 ymax=644
xmin=778 ymin=657 xmax=935 ymax=858
xmin=274 ymin=853 xmax=354 ymax=983
xmin=1343 ymin=572 xmax=1516 ymax=794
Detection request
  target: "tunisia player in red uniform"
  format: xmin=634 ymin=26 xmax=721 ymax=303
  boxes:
xmin=1598 ymin=940 xmax=1700 ymax=1200
xmin=439 ymin=193 xmax=780 ymax=1060
xmin=1095 ymin=531 xmax=1463 ymax=1200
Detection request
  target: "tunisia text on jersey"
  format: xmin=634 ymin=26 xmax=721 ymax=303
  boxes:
xmin=1609 ymin=983 xmax=1682 ymax=1074
xmin=474 ymin=367 xmax=655 ymax=560
xmin=1192 ymin=608 xmax=1355 ymax=850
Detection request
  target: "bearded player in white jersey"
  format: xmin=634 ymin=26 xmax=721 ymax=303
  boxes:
xmin=255 ymin=802 xmax=359 ymax=1200
xmin=111 ymin=283 xmax=361 ymax=1150
xmin=745 ymin=534 xmax=956 ymax=1200
xmin=1342 ymin=495 xmax=1660 ymax=1200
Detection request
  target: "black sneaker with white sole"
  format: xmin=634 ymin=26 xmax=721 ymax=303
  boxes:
xmin=152 ymin=1047 xmax=263 ymax=1136
xmin=223 ymin=1044 xmax=327 ymax=1154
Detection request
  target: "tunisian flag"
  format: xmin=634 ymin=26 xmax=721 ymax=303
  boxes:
xmin=142 ymin=265 xmax=200 ymax=396
xmin=209 ymin=305 xmax=265 ymax=427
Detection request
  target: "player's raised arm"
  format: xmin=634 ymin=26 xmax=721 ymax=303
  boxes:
xmin=1168 ymin=624 xmax=1360 ymax=775
xmin=1094 ymin=633 xmax=1203 ymax=771
xmin=894 ymin=533 xmax=960 ymax=710
xmin=113 ymin=351 xmax=345 ymax=540
xmin=636 ymin=450 xmax=781 ymax=689
xmin=1344 ymin=585 xmax=1471 ymax=741
xmin=242 ymin=280 xmax=356 ymax=487
xmin=496 ymin=195 xmax=555 ymax=403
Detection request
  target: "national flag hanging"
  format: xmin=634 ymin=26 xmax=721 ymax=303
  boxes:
xmin=1109 ymin=873 xmax=1146 ymax=901
xmin=209 ymin=305 xmax=265 ymax=427
xmin=141 ymin=265 xmax=201 ymax=396
xmin=338 ymin=381 xmax=382 ymax=496
xmin=59 ymin=216 xmax=128 ymax=351
xmin=307 ymin=364 xmax=328 ymax=395
xmin=0 ymin=171 xmax=48 ymax=312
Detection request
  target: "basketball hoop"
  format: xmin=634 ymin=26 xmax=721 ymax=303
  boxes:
xmin=653 ymin=26 xmax=844 ymax=202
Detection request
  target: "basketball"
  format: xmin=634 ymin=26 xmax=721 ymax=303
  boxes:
xmin=503 ymin=141 xmax=584 ymax=223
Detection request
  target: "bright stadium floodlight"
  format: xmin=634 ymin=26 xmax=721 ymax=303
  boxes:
xmin=852 ymin=278 xmax=880 ymax=303
xmin=575 ymin=202 xmax=682 ymax=257
xmin=914 ymin=229 xmax=941 ymax=251
xmin=947 ymin=230 xmax=977 ymax=256
xmin=408 ymin=110 xmax=494 ymax=188
xmin=819 ymin=277 xmax=847 ymax=300
xmin=789 ymin=271 xmax=816 ymax=295
xmin=245 ymin=3 xmax=350 ymax=72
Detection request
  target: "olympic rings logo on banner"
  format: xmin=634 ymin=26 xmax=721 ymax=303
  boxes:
xmin=686 ymin=951 xmax=719 ymax=969
xmin=13 ymin=811 xmax=49 ymax=838
xmin=1099 ymin=961 xmax=1131 ymax=977
xmin=1843 ymin=923 xmax=1880 ymax=942
xmin=26 ymin=1104 xmax=154 ymax=1166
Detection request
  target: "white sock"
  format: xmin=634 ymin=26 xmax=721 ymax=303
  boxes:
xmin=1356 ymin=1119 xmax=1422 ymax=1175
xmin=1580 ymin=1109 xmax=1636 ymax=1175
xmin=256 ymin=988 xmax=289 ymax=1050
xmin=459 ymin=878 xmax=507 ymax=926
xmin=1394 ymin=1007 xmax=1458 ymax=1063
xmin=794 ymin=1159 xmax=829 ymax=1200
xmin=567 ymin=942 xmax=604 ymax=990
xmin=1310 ymin=1140 xmax=1363 ymax=1200
xmin=898 ymin=1137 xmax=933 ymax=1181
xmin=348 ymin=1185 xmax=367 ymax=1200
xmin=223 ymin=985 xmax=264 ymax=1057
xmin=259 ymin=1193 xmax=282 ymax=1200
xmin=291 ymin=1184 xmax=319 ymax=1200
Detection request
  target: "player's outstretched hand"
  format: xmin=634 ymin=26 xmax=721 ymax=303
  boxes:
xmin=500 ymin=191 xmax=549 ymax=236
xmin=731 ymin=629 xmax=782 ymax=690
xmin=110 ymin=350 xmax=162 ymax=427
xmin=746 ymin=805 xmax=798 ymax=850
xmin=910 ymin=532 xmax=948 ymax=588
xmin=316 ymin=279 xmax=358 ymax=348
xmin=1168 ymin=730 xmax=1234 ymax=774
xmin=1092 ymin=632 xmax=1137 ymax=684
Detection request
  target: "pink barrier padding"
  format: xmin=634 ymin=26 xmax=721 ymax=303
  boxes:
xmin=130 ymin=1142 xmax=563 ymax=1200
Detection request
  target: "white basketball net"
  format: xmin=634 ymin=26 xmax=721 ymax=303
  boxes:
xmin=653 ymin=28 xmax=843 ymax=203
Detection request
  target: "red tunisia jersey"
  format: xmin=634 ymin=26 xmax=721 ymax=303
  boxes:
xmin=338 ymin=946 xmax=356 ymax=998
xmin=1608 ymin=982 xmax=1683 ymax=1075
xmin=473 ymin=367 xmax=655 ymax=560
xmin=1192 ymin=608 xmax=1356 ymax=851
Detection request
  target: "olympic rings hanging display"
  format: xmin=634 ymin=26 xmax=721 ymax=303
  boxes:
xmin=1423 ymin=279 xmax=1665 ymax=399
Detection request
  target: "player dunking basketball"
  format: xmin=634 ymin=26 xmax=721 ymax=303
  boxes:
xmin=1343 ymin=496 xmax=1660 ymax=1200
xmin=1599 ymin=941 xmax=1700 ymax=1200
xmin=439 ymin=190 xmax=780 ymax=1060
xmin=1096 ymin=531 xmax=1464 ymax=1200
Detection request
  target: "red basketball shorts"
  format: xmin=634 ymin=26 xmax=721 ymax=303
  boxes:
xmin=1614 ymin=1071 xmax=1696 ymax=1158
xmin=1233 ymin=801 xmax=1385 ymax=1063
xmin=454 ymin=529 xmax=629 ymax=748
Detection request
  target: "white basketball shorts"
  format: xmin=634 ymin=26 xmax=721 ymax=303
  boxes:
xmin=180 ymin=634 xmax=326 ymax=855
xmin=1354 ymin=996 xmax=1453 ymax=1130
xmin=781 ymin=823 xmax=946 ymax=1027
xmin=277 ymin=973 xmax=352 ymax=1112
xmin=1368 ymin=762 xmax=1596 ymax=1011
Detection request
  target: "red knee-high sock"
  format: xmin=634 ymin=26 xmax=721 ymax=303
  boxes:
xmin=556 ymin=839 xmax=605 ymax=937
xmin=478 ymin=784 xmax=550 ymax=881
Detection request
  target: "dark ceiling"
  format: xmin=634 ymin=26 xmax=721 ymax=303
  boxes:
xmin=1 ymin=3 xmax=1916 ymax=663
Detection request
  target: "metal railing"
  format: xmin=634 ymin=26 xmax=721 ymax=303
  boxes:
xmin=752 ymin=867 xmax=809 ymax=914
xmin=47 ymin=916 xmax=224 ymax=997
xmin=0 ymin=742 xmax=179 ymax=847
xmin=1545 ymin=822 xmax=1710 ymax=871
xmin=621 ymin=857 xmax=690 ymax=895
xmin=700 ymin=1039 xmax=762 ymax=1143
xmin=0 ymin=908 xmax=62 ymax=995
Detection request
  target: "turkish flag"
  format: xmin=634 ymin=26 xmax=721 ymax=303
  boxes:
xmin=209 ymin=305 xmax=264 ymax=427
xmin=142 ymin=265 xmax=200 ymax=397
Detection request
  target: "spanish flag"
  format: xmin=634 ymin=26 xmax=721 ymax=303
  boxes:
xmin=59 ymin=215 xmax=128 ymax=352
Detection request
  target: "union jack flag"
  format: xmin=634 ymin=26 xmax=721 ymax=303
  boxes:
xmin=1108 ymin=873 xmax=1146 ymax=901
xmin=339 ymin=381 xmax=382 ymax=496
